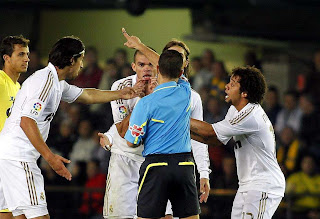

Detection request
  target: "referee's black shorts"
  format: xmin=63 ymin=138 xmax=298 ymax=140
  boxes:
xmin=137 ymin=152 xmax=201 ymax=218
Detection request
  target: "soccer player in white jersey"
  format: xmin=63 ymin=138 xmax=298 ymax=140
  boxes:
xmin=0 ymin=36 xmax=142 ymax=219
xmin=99 ymin=30 xmax=210 ymax=219
xmin=189 ymin=66 xmax=286 ymax=219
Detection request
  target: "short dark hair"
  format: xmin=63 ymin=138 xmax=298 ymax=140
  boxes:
xmin=133 ymin=46 xmax=156 ymax=63
xmin=162 ymin=39 xmax=190 ymax=76
xmin=0 ymin=35 xmax=30 ymax=67
xmin=158 ymin=50 xmax=183 ymax=79
xmin=48 ymin=36 xmax=85 ymax=69
xmin=232 ymin=66 xmax=267 ymax=104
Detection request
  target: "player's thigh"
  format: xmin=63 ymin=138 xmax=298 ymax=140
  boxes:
xmin=103 ymin=153 xmax=141 ymax=218
xmin=242 ymin=191 xmax=281 ymax=219
xmin=0 ymin=160 xmax=47 ymax=218
xmin=0 ymin=212 xmax=14 ymax=219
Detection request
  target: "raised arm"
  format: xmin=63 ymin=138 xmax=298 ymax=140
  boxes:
xmin=122 ymin=28 xmax=160 ymax=67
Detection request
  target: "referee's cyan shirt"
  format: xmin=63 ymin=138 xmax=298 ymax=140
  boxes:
xmin=125 ymin=79 xmax=191 ymax=157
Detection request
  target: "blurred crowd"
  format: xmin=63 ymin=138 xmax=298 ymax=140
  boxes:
xmin=19 ymin=46 xmax=320 ymax=219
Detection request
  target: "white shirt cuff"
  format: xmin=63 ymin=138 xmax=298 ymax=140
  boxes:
xmin=103 ymin=132 xmax=113 ymax=145
xmin=199 ymin=171 xmax=210 ymax=179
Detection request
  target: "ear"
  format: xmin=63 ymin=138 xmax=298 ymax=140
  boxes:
xmin=241 ymin=92 xmax=248 ymax=98
xmin=131 ymin=62 xmax=136 ymax=72
xmin=157 ymin=65 xmax=160 ymax=73
xmin=3 ymin=54 xmax=9 ymax=62
xmin=70 ymin=57 xmax=75 ymax=66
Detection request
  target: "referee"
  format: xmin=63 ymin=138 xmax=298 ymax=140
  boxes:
xmin=125 ymin=50 xmax=200 ymax=219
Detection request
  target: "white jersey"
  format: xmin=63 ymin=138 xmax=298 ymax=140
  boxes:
xmin=0 ymin=63 xmax=83 ymax=162
xmin=212 ymin=103 xmax=285 ymax=196
xmin=107 ymin=75 xmax=210 ymax=177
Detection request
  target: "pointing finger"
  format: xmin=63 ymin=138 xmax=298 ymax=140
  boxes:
xmin=122 ymin=27 xmax=130 ymax=39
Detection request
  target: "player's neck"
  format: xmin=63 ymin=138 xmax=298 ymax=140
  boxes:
xmin=157 ymin=74 xmax=178 ymax=85
xmin=55 ymin=66 xmax=68 ymax=81
xmin=2 ymin=66 xmax=20 ymax=83
xmin=234 ymin=99 xmax=249 ymax=111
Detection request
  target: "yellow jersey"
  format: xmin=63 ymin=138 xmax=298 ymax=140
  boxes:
xmin=0 ymin=70 xmax=20 ymax=132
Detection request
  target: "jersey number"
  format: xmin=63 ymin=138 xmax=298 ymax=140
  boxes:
xmin=234 ymin=140 xmax=242 ymax=149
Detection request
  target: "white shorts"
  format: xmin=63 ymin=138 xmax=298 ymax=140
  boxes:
xmin=0 ymin=177 xmax=9 ymax=211
xmin=103 ymin=153 xmax=142 ymax=218
xmin=103 ymin=153 xmax=174 ymax=218
xmin=0 ymin=160 xmax=48 ymax=219
xmin=231 ymin=190 xmax=282 ymax=219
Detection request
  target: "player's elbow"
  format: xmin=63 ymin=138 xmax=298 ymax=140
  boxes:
xmin=20 ymin=116 xmax=33 ymax=130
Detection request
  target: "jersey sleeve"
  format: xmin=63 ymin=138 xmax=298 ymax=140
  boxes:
xmin=190 ymin=91 xmax=211 ymax=178
xmin=125 ymin=98 xmax=149 ymax=145
xmin=60 ymin=80 xmax=83 ymax=103
xmin=212 ymin=112 xmax=259 ymax=145
xmin=110 ymin=80 xmax=131 ymax=124
xmin=21 ymin=74 xmax=53 ymax=122
xmin=104 ymin=124 xmax=117 ymax=145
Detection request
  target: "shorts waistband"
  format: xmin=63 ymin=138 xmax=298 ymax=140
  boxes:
xmin=145 ymin=152 xmax=192 ymax=160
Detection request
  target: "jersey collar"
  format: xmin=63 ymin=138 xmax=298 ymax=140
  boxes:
xmin=238 ymin=102 xmax=257 ymax=113
xmin=0 ymin=70 xmax=19 ymax=85
xmin=154 ymin=81 xmax=177 ymax=93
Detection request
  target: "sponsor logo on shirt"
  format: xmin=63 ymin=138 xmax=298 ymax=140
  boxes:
xmin=30 ymin=102 xmax=42 ymax=116
xmin=119 ymin=106 xmax=127 ymax=114
xmin=129 ymin=124 xmax=145 ymax=137
xmin=33 ymin=103 xmax=42 ymax=112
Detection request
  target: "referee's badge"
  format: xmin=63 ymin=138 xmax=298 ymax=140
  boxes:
xmin=129 ymin=124 xmax=145 ymax=137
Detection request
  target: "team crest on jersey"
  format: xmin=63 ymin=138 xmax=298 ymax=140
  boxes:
xmin=119 ymin=106 xmax=127 ymax=114
xmin=129 ymin=124 xmax=145 ymax=137
xmin=33 ymin=103 xmax=42 ymax=112
xmin=40 ymin=192 xmax=45 ymax=201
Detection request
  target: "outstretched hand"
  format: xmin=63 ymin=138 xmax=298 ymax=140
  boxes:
xmin=98 ymin=132 xmax=112 ymax=151
xmin=120 ymin=84 xmax=144 ymax=99
xmin=46 ymin=154 xmax=72 ymax=181
xmin=122 ymin=28 xmax=143 ymax=50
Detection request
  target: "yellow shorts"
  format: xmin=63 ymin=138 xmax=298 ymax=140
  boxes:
xmin=0 ymin=209 xmax=10 ymax=213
